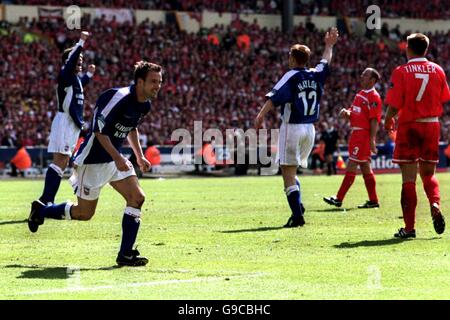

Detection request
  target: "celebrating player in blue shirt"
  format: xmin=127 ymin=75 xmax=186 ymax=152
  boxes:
xmin=255 ymin=27 xmax=339 ymax=228
xmin=28 ymin=61 xmax=163 ymax=267
xmin=32 ymin=31 xmax=95 ymax=209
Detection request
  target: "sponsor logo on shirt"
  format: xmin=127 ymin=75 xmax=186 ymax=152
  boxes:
xmin=352 ymin=105 xmax=361 ymax=113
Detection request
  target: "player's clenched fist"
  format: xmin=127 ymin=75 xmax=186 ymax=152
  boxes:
xmin=114 ymin=154 xmax=132 ymax=172
xmin=80 ymin=31 xmax=90 ymax=41
xmin=339 ymin=108 xmax=351 ymax=120
xmin=137 ymin=156 xmax=151 ymax=173
xmin=88 ymin=64 xmax=96 ymax=74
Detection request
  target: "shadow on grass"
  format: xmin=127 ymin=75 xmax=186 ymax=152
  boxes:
xmin=334 ymin=237 xmax=441 ymax=248
xmin=219 ymin=226 xmax=285 ymax=233
xmin=0 ymin=219 xmax=27 ymax=226
xmin=4 ymin=264 xmax=120 ymax=279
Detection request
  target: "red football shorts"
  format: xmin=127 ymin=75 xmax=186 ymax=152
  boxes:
xmin=348 ymin=129 xmax=371 ymax=163
xmin=393 ymin=121 xmax=440 ymax=163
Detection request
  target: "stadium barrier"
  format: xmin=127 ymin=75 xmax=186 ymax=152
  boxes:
xmin=3 ymin=5 xmax=450 ymax=33
xmin=0 ymin=142 xmax=448 ymax=176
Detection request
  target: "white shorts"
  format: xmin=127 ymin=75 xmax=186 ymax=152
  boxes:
xmin=277 ymin=122 xmax=315 ymax=168
xmin=48 ymin=112 xmax=81 ymax=156
xmin=69 ymin=162 xmax=136 ymax=200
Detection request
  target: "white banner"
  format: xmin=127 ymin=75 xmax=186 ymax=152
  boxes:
xmin=38 ymin=7 xmax=63 ymax=20
xmin=94 ymin=8 xmax=134 ymax=24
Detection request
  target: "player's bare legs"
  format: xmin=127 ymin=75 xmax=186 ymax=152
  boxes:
xmin=400 ymin=163 xmax=418 ymax=183
xmin=281 ymin=165 xmax=297 ymax=189
xmin=110 ymin=176 xmax=146 ymax=209
xmin=28 ymin=194 xmax=98 ymax=232
xmin=53 ymin=153 xmax=70 ymax=170
xmin=419 ymin=161 xmax=445 ymax=234
xmin=69 ymin=197 xmax=98 ymax=221
xmin=359 ymin=162 xmax=371 ymax=175
xmin=110 ymin=176 xmax=148 ymax=266
xmin=281 ymin=165 xmax=305 ymax=228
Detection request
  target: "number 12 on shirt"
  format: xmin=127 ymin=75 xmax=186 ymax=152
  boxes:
xmin=299 ymin=90 xmax=317 ymax=116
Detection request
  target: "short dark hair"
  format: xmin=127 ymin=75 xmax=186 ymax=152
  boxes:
xmin=407 ymin=33 xmax=429 ymax=56
xmin=366 ymin=68 xmax=381 ymax=83
xmin=290 ymin=44 xmax=311 ymax=66
xmin=134 ymin=61 xmax=162 ymax=84
xmin=62 ymin=47 xmax=78 ymax=64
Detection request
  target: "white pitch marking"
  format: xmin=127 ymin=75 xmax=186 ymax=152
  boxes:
xmin=17 ymin=272 xmax=265 ymax=296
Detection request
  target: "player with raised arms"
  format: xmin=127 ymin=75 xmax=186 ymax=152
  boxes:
xmin=255 ymin=27 xmax=339 ymax=227
xmin=31 ymin=31 xmax=95 ymax=211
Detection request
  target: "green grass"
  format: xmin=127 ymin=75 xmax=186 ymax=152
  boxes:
xmin=0 ymin=173 xmax=449 ymax=299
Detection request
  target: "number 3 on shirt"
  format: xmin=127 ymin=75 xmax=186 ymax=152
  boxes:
xmin=299 ymin=91 xmax=317 ymax=116
xmin=414 ymin=73 xmax=429 ymax=101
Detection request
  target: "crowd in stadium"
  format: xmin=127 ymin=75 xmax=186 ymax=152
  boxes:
xmin=0 ymin=13 xmax=449 ymax=150
xmin=10 ymin=0 xmax=450 ymax=19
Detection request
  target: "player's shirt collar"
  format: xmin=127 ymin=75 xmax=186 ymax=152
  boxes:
xmin=408 ymin=57 xmax=428 ymax=63
xmin=362 ymin=87 xmax=375 ymax=93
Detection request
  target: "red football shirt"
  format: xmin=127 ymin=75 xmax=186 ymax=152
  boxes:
xmin=348 ymin=88 xmax=383 ymax=130
xmin=385 ymin=57 xmax=450 ymax=123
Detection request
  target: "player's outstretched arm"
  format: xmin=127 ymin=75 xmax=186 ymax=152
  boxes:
xmin=370 ymin=119 xmax=378 ymax=154
xmin=322 ymin=27 xmax=339 ymax=64
xmin=255 ymin=99 xmax=274 ymax=129
xmin=60 ymin=31 xmax=90 ymax=80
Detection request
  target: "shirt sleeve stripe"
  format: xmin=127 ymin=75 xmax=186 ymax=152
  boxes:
xmin=273 ymin=70 xmax=299 ymax=90
xmin=100 ymin=87 xmax=130 ymax=119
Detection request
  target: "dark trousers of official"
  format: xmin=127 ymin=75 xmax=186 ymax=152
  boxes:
xmin=10 ymin=163 xmax=24 ymax=177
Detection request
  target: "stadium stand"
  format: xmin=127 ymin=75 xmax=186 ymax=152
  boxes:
xmin=0 ymin=9 xmax=449 ymax=150
xmin=10 ymin=0 xmax=450 ymax=19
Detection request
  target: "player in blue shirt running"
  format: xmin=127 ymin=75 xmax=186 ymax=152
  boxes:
xmin=28 ymin=61 xmax=163 ymax=267
xmin=255 ymin=27 xmax=339 ymax=227
xmin=32 ymin=31 xmax=95 ymax=208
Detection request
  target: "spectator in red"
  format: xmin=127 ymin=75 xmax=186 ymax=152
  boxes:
xmin=144 ymin=140 xmax=161 ymax=173
xmin=9 ymin=143 xmax=32 ymax=177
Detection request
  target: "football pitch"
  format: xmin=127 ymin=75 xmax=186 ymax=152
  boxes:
xmin=0 ymin=173 xmax=449 ymax=300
